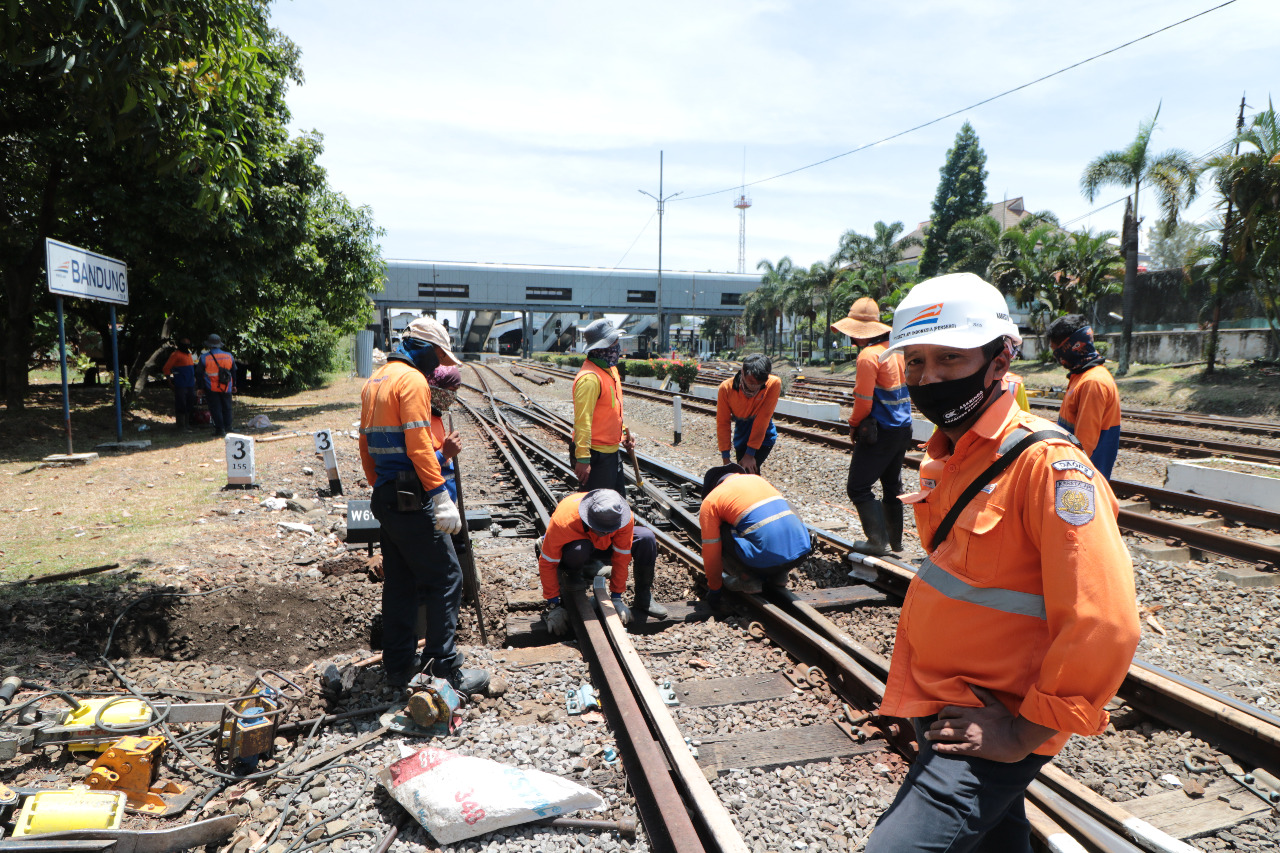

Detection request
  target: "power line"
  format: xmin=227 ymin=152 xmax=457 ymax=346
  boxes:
xmin=674 ymin=0 xmax=1243 ymax=204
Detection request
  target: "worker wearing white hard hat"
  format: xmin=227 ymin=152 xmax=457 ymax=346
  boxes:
xmin=865 ymin=273 xmax=1139 ymax=853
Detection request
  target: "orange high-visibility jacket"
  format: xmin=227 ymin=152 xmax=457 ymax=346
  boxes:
xmin=716 ymin=374 xmax=781 ymax=456
xmin=572 ymin=360 xmax=624 ymax=461
xmin=537 ymin=493 xmax=631 ymax=600
xmin=1058 ymin=364 xmax=1122 ymax=480
xmin=850 ymin=343 xmax=911 ymax=430
xmin=699 ymin=473 xmax=810 ymax=591
xmin=358 ymin=360 xmax=446 ymax=495
xmin=882 ymin=392 xmax=1140 ymax=756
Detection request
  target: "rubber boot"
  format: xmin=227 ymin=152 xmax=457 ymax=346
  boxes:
xmin=174 ymin=413 xmax=186 ymax=433
xmin=883 ymin=500 xmax=904 ymax=553
xmin=852 ymin=501 xmax=891 ymax=556
xmin=631 ymin=560 xmax=669 ymax=619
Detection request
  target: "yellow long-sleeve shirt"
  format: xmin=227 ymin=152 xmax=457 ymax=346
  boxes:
xmin=572 ymin=363 xmax=625 ymax=461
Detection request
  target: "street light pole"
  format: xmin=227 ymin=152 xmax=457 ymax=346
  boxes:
xmin=640 ymin=150 xmax=680 ymax=353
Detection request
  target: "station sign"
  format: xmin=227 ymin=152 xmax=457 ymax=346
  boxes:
xmin=45 ymin=238 xmax=128 ymax=306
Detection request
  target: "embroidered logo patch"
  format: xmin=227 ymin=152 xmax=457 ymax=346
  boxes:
xmin=1055 ymin=480 xmax=1095 ymax=526
xmin=921 ymin=478 xmax=937 ymax=490
xmin=1052 ymin=459 xmax=1095 ymax=479
xmin=980 ymin=484 xmax=996 ymax=494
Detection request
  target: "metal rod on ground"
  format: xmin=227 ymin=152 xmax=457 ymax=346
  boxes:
xmin=449 ymin=412 xmax=488 ymax=645
xmin=673 ymin=395 xmax=682 ymax=445
xmin=275 ymin=704 xmax=394 ymax=737
xmin=1038 ymin=764 xmax=1199 ymax=853
xmin=109 ymin=304 xmax=122 ymax=441
xmin=1026 ymin=781 xmax=1146 ymax=853
xmin=56 ymin=295 xmax=72 ymax=455
xmin=534 ymin=817 xmax=637 ymax=837
xmin=1025 ymin=800 xmax=1089 ymax=853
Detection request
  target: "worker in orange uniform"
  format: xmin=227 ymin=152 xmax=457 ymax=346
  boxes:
xmin=572 ymin=318 xmax=665 ymax=619
xmin=359 ymin=316 xmax=489 ymax=694
xmin=162 ymin=337 xmax=198 ymax=432
xmin=539 ymin=490 xmax=656 ymax=634
xmin=831 ymin=297 xmax=914 ymax=554
xmin=698 ymin=464 xmax=813 ymax=606
xmin=715 ymin=353 xmax=782 ymax=474
xmin=200 ymin=334 xmax=236 ymax=438
xmin=1047 ymin=314 xmax=1121 ymax=480
xmin=864 ymin=274 xmax=1140 ymax=853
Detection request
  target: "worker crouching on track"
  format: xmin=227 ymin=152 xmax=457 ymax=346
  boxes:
xmin=831 ymin=297 xmax=913 ymax=555
xmin=540 ymin=490 xmax=659 ymax=635
xmin=715 ymin=353 xmax=782 ymax=474
xmin=1047 ymin=314 xmax=1121 ymax=480
xmin=359 ymin=316 xmax=490 ymax=695
xmin=699 ymin=464 xmax=813 ymax=607
xmin=864 ymin=274 xmax=1140 ymax=853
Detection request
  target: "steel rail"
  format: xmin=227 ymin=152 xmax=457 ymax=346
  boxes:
xmin=520 ymin=365 xmax=1280 ymax=566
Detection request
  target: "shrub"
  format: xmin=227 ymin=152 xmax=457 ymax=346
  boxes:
xmin=651 ymin=359 xmax=672 ymax=381
xmin=533 ymin=353 xmax=552 ymax=362
xmin=624 ymin=359 xmax=655 ymax=378
xmin=668 ymin=359 xmax=700 ymax=392
xmin=552 ymin=354 xmax=585 ymax=368
xmin=1095 ymin=341 xmax=1110 ymax=358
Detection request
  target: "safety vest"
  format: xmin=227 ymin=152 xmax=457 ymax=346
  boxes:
xmin=573 ymin=360 xmax=623 ymax=447
xmin=203 ymin=351 xmax=234 ymax=393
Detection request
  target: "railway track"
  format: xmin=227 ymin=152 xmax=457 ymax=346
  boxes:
xmin=464 ymin=363 xmax=1280 ymax=852
xmin=522 ymin=363 xmax=1280 ymax=571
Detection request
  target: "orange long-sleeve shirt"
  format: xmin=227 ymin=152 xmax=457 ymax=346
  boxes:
xmin=1058 ymin=364 xmax=1122 ymax=479
xmin=716 ymin=374 xmax=782 ymax=456
xmin=882 ymin=393 xmax=1139 ymax=756
xmin=699 ymin=473 xmax=809 ymax=591
xmin=358 ymin=360 xmax=446 ymax=495
xmin=538 ymin=493 xmax=631 ymax=600
xmin=850 ymin=343 xmax=911 ymax=430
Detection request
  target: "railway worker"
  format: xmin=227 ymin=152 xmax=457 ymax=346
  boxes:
xmin=715 ymin=353 xmax=782 ymax=474
xmin=199 ymin=334 xmax=236 ymax=438
xmin=571 ymin=318 xmax=667 ymax=619
xmin=162 ymin=337 xmax=198 ymax=431
xmin=539 ymin=490 xmax=659 ymax=634
xmin=427 ymin=365 xmax=463 ymax=503
xmin=698 ymin=464 xmax=813 ymax=605
xmin=864 ymin=273 xmax=1140 ymax=853
xmin=1047 ymin=314 xmax=1122 ymax=480
xmin=830 ymin=297 xmax=914 ymax=554
xmin=359 ymin=316 xmax=490 ymax=694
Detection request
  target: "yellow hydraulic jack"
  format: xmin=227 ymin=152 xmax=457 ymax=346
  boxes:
xmin=85 ymin=735 xmax=193 ymax=816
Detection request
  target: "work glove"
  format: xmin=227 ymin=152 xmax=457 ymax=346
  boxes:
xmin=544 ymin=599 xmax=571 ymax=636
xmin=611 ymin=593 xmax=633 ymax=625
xmin=431 ymin=493 xmax=463 ymax=535
xmin=586 ymin=558 xmax=612 ymax=579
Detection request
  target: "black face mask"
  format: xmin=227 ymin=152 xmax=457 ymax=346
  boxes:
xmin=909 ymin=357 xmax=998 ymax=428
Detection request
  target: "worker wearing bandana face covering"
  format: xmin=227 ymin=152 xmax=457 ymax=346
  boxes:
xmin=428 ymin=366 xmax=463 ymax=502
xmin=1047 ymin=315 xmax=1121 ymax=480
xmin=716 ymin=353 xmax=781 ymax=474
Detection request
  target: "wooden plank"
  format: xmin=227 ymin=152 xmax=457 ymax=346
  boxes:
xmin=793 ymin=584 xmax=888 ymax=610
xmin=498 ymin=644 xmax=583 ymax=666
xmin=695 ymin=723 xmax=881 ymax=774
xmin=1124 ymin=778 xmax=1271 ymax=838
xmin=506 ymin=599 xmax=710 ymax=646
xmin=675 ymin=673 xmax=794 ymax=708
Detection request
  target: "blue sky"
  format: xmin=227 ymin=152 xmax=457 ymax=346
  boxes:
xmin=269 ymin=0 xmax=1279 ymax=276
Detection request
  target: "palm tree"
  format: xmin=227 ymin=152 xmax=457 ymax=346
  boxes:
xmin=1055 ymin=229 xmax=1124 ymax=317
xmin=988 ymin=223 xmax=1066 ymax=333
xmin=947 ymin=214 xmax=1004 ymax=277
xmin=1080 ymin=104 xmax=1201 ymax=374
xmin=751 ymin=257 xmax=793 ymax=355
xmin=837 ymin=221 xmax=921 ymax=299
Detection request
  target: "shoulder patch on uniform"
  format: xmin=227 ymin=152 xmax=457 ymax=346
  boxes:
xmin=980 ymin=484 xmax=996 ymax=494
xmin=921 ymin=478 xmax=936 ymax=490
xmin=1054 ymin=480 xmax=1095 ymax=526
xmin=1052 ymin=459 xmax=1094 ymax=478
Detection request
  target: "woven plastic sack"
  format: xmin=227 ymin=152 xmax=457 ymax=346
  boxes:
xmin=379 ymin=745 xmax=604 ymax=844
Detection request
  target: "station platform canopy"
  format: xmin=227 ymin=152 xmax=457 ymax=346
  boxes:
xmin=379 ymin=260 xmax=759 ymax=317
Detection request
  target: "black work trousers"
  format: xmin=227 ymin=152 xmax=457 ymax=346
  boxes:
xmin=583 ymin=448 xmax=627 ymax=497
xmin=846 ymin=422 xmax=913 ymax=506
xmin=370 ymin=482 xmax=462 ymax=677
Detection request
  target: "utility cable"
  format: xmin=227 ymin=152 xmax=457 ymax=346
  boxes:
xmin=674 ymin=0 xmax=1244 ymax=203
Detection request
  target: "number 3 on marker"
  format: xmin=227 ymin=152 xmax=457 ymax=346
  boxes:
xmin=232 ymin=440 xmax=246 ymax=460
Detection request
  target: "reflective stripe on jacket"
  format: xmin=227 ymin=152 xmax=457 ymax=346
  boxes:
xmin=1058 ymin=364 xmax=1121 ymax=480
xmin=699 ymin=473 xmax=811 ymax=591
xmin=572 ymin=360 xmax=624 ymax=460
xmin=202 ymin=350 xmax=234 ymax=393
xmin=357 ymin=360 xmax=446 ymax=495
xmin=538 ymin=493 xmax=631 ymax=599
xmin=851 ymin=343 xmax=911 ymax=430
xmin=716 ymin=375 xmax=781 ymax=455
xmin=883 ymin=393 xmax=1139 ymax=756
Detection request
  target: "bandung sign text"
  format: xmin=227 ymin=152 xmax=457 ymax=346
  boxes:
xmin=45 ymin=238 xmax=129 ymax=305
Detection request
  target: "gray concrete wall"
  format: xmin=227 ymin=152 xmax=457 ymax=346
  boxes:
xmin=1019 ymin=328 xmax=1274 ymax=364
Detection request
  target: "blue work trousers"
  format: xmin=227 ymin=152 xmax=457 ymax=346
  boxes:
xmin=173 ymin=386 xmax=197 ymax=416
xmin=370 ymin=483 xmax=462 ymax=677
xmin=865 ymin=718 xmax=1051 ymax=853
xmin=208 ymin=391 xmax=233 ymax=434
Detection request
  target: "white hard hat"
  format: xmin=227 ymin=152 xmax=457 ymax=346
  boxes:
xmin=884 ymin=273 xmax=1021 ymax=354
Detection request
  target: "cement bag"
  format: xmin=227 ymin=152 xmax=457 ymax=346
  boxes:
xmin=380 ymin=745 xmax=604 ymax=844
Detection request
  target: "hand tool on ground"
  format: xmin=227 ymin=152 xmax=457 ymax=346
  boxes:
xmin=85 ymin=736 xmax=193 ymax=816
xmin=0 ymin=813 xmax=239 ymax=852
xmin=448 ymin=412 xmax=489 ymax=645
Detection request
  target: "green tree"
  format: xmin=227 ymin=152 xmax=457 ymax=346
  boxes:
xmin=837 ymin=221 xmax=921 ymax=299
xmin=918 ymin=122 xmax=989 ymax=277
xmin=750 ymin=257 xmax=793 ymax=356
xmin=1080 ymin=105 xmax=1200 ymax=375
xmin=1209 ymin=101 xmax=1280 ymax=359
